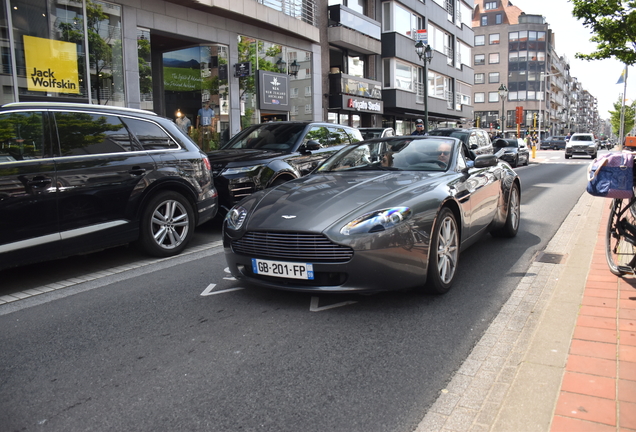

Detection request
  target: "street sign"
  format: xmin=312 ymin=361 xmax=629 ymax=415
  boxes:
xmin=415 ymin=29 xmax=428 ymax=44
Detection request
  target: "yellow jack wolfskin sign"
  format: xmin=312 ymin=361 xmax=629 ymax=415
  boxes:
xmin=24 ymin=36 xmax=80 ymax=94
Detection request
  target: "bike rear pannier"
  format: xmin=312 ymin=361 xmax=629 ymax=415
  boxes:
xmin=586 ymin=151 xmax=634 ymax=199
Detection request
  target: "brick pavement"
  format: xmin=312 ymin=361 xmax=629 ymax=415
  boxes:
xmin=416 ymin=191 xmax=636 ymax=431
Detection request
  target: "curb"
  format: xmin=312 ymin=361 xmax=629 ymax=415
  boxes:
xmin=415 ymin=191 xmax=603 ymax=432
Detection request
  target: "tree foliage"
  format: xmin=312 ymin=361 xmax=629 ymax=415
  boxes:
xmin=570 ymin=0 xmax=636 ymax=65
xmin=609 ymin=96 xmax=636 ymax=134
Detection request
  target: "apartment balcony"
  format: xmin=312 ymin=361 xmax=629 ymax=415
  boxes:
xmin=328 ymin=5 xmax=381 ymax=55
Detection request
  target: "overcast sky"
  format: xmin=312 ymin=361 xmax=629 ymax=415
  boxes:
xmin=506 ymin=0 xmax=633 ymax=119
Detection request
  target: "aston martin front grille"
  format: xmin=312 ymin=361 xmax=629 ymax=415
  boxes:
xmin=232 ymin=232 xmax=353 ymax=262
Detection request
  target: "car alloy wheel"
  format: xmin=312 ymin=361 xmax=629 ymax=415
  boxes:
xmin=426 ymin=207 xmax=459 ymax=294
xmin=139 ymin=191 xmax=194 ymax=257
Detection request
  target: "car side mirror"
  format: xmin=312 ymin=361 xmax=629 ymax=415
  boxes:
xmin=474 ymin=154 xmax=498 ymax=168
xmin=302 ymin=140 xmax=321 ymax=152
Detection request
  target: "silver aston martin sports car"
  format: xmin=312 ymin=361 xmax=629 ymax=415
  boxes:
xmin=222 ymin=136 xmax=521 ymax=294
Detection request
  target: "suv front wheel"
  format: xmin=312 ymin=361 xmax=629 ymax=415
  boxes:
xmin=138 ymin=191 xmax=195 ymax=257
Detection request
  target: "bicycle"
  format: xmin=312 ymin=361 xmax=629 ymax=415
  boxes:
xmin=605 ymin=192 xmax=636 ymax=275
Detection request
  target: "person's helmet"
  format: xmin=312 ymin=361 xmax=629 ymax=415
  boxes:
xmin=416 ymin=119 xmax=423 ymax=124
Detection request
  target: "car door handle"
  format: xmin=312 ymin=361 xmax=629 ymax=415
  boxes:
xmin=129 ymin=167 xmax=147 ymax=176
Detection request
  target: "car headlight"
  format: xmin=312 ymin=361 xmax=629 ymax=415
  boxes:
xmin=341 ymin=207 xmax=412 ymax=235
xmin=225 ymin=205 xmax=248 ymax=230
xmin=222 ymin=164 xmax=264 ymax=175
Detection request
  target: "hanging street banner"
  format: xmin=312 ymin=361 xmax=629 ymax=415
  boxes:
xmin=24 ymin=36 xmax=79 ymax=94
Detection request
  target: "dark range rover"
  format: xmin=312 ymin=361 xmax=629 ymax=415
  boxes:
xmin=207 ymin=122 xmax=362 ymax=212
xmin=0 ymin=102 xmax=217 ymax=270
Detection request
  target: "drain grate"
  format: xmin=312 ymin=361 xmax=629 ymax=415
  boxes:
xmin=535 ymin=252 xmax=567 ymax=264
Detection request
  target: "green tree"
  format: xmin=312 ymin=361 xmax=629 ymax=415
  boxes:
xmin=237 ymin=38 xmax=283 ymax=126
xmin=58 ymin=0 xmax=117 ymax=104
xmin=609 ymin=96 xmax=636 ymax=134
xmin=570 ymin=0 xmax=636 ymax=65
xmin=137 ymin=37 xmax=152 ymax=95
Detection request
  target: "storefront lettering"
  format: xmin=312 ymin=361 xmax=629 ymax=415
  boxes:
xmin=30 ymin=67 xmax=76 ymax=90
xmin=347 ymin=98 xmax=381 ymax=112
xmin=24 ymin=36 xmax=79 ymax=94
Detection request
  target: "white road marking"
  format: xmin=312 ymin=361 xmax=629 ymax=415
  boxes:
xmin=200 ymin=284 xmax=245 ymax=296
xmin=309 ymin=296 xmax=357 ymax=312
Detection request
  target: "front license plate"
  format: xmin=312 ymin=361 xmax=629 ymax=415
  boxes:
xmin=252 ymin=258 xmax=314 ymax=280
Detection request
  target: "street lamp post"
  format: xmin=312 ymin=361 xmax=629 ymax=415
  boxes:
xmin=498 ymin=84 xmax=508 ymax=136
xmin=415 ymin=41 xmax=434 ymax=132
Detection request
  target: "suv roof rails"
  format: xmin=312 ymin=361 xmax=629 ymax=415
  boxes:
xmin=1 ymin=102 xmax=157 ymax=116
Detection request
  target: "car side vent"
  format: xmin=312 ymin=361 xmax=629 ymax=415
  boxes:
xmin=232 ymin=232 xmax=353 ymax=263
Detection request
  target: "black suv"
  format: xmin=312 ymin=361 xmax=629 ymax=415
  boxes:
xmin=0 ymin=102 xmax=217 ymax=270
xmin=207 ymin=122 xmax=362 ymax=212
xmin=427 ymin=128 xmax=494 ymax=156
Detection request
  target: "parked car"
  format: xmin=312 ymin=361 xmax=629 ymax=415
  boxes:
xmin=358 ymin=127 xmax=395 ymax=140
xmin=565 ymin=133 xmax=597 ymax=159
xmin=206 ymin=122 xmax=362 ymax=212
xmin=493 ymin=138 xmax=530 ymax=167
xmin=427 ymin=127 xmax=494 ymax=156
xmin=223 ymin=135 xmax=520 ymax=294
xmin=540 ymin=136 xmax=567 ymax=150
xmin=0 ymin=102 xmax=218 ymax=270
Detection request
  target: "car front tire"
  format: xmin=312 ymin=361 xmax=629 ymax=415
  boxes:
xmin=426 ymin=207 xmax=459 ymax=294
xmin=138 ymin=191 xmax=195 ymax=257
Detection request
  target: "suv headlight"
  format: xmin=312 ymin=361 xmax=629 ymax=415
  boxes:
xmin=341 ymin=207 xmax=411 ymax=235
xmin=222 ymin=164 xmax=264 ymax=175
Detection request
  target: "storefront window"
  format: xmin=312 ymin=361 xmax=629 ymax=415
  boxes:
xmin=238 ymin=35 xmax=312 ymax=126
xmin=163 ymin=44 xmax=229 ymax=151
xmin=0 ymin=3 xmax=14 ymax=104
xmin=9 ymin=0 xmax=124 ymax=105
xmin=11 ymin=0 xmax=88 ymax=100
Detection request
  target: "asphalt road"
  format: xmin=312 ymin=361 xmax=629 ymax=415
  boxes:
xmin=0 ymin=151 xmax=593 ymax=432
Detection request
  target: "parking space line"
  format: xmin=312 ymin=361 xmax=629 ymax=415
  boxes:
xmin=0 ymin=241 xmax=223 ymax=305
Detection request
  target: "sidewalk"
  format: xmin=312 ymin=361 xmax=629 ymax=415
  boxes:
xmin=416 ymin=192 xmax=636 ymax=431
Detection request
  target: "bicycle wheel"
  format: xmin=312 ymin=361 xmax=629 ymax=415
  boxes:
xmin=605 ymin=198 xmax=636 ymax=275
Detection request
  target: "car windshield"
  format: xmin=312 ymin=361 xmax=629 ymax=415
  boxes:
xmin=494 ymin=139 xmax=518 ymax=148
xmin=317 ymin=138 xmax=456 ymax=173
xmin=221 ymin=123 xmax=306 ymax=151
xmin=360 ymin=130 xmax=383 ymax=140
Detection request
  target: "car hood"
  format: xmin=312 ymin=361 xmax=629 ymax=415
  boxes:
xmin=244 ymin=171 xmax=442 ymax=232
xmin=206 ymin=149 xmax=287 ymax=166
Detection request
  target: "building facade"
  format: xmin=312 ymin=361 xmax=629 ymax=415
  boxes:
xmin=2 ymin=0 xmax=325 ymax=149
xmin=472 ymin=0 xmax=599 ymax=139
xmin=2 ymin=0 xmax=480 ymax=142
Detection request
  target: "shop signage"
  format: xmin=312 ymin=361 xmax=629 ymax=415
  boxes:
xmin=258 ymin=70 xmax=290 ymax=111
xmin=346 ymin=97 xmax=382 ymax=113
xmin=234 ymin=62 xmax=252 ymax=78
xmin=24 ymin=36 xmax=79 ymax=94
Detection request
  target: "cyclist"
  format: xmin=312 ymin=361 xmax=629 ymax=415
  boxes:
xmin=411 ymin=119 xmax=426 ymax=136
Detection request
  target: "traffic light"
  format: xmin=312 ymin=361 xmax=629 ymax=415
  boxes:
xmin=495 ymin=121 xmax=501 ymax=130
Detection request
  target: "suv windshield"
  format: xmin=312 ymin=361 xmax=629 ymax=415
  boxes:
xmin=221 ymin=123 xmax=306 ymax=151
xmin=572 ymin=135 xmax=593 ymax=141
